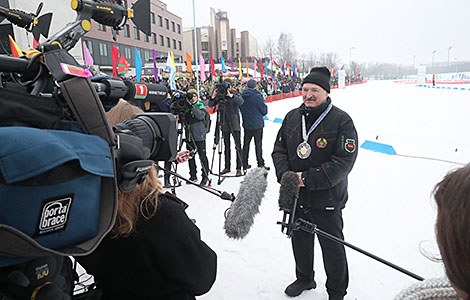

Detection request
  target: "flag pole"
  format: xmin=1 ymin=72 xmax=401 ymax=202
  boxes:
xmin=192 ymin=0 xmax=200 ymax=100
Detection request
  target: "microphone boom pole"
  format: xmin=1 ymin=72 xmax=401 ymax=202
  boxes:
xmin=293 ymin=218 xmax=425 ymax=281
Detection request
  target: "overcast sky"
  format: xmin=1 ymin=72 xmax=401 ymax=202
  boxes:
xmin=166 ymin=0 xmax=470 ymax=66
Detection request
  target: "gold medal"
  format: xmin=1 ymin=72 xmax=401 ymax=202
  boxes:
xmin=297 ymin=142 xmax=311 ymax=159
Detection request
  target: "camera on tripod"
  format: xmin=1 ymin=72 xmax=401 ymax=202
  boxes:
xmin=169 ymin=91 xmax=194 ymax=117
xmin=214 ymin=77 xmax=230 ymax=100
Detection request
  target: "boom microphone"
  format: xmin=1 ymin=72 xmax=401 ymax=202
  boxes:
xmin=224 ymin=167 xmax=269 ymax=239
xmin=277 ymin=171 xmax=300 ymax=237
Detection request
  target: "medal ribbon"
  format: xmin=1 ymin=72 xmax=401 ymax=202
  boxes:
xmin=302 ymin=103 xmax=333 ymax=143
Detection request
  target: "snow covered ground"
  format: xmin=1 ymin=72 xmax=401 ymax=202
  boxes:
xmin=169 ymin=80 xmax=469 ymax=300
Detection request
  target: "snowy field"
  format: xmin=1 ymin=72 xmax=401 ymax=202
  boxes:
xmin=168 ymin=80 xmax=469 ymax=300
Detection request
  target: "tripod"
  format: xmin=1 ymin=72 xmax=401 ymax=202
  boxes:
xmin=209 ymin=97 xmax=244 ymax=184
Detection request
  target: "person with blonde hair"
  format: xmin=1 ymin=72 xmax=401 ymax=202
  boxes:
xmin=77 ymin=100 xmax=217 ymax=300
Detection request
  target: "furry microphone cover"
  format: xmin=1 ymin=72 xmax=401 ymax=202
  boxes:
xmin=224 ymin=167 xmax=268 ymax=239
xmin=278 ymin=171 xmax=300 ymax=210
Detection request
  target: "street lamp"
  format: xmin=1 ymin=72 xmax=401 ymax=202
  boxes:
xmin=432 ymin=50 xmax=436 ymax=68
xmin=349 ymin=47 xmax=355 ymax=69
xmin=447 ymin=46 xmax=452 ymax=71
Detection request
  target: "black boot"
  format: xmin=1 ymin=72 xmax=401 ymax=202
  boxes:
xmin=200 ymin=176 xmax=209 ymax=186
xmin=284 ymin=279 xmax=316 ymax=297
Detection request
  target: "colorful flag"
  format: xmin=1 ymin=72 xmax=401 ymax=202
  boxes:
xmin=199 ymin=54 xmax=206 ymax=82
xmin=273 ymin=60 xmax=280 ymax=69
xmin=9 ymin=35 xmax=23 ymax=58
xmin=33 ymin=36 xmax=40 ymax=49
xmin=281 ymin=63 xmax=285 ymax=76
xmin=264 ymin=60 xmax=269 ymax=77
xmin=111 ymin=45 xmax=120 ymax=77
xmin=221 ymin=56 xmax=227 ymax=72
xmin=186 ymin=52 xmax=192 ymax=72
xmin=82 ymin=41 xmax=94 ymax=66
xmin=166 ymin=51 xmax=176 ymax=90
xmin=134 ymin=47 xmax=142 ymax=82
xmin=210 ymin=55 xmax=215 ymax=79
xmin=238 ymin=57 xmax=242 ymax=80
xmin=117 ymin=54 xmax=130 ymax=75
xmin=245 ymin=58 xmax=249 ymax=78
xmin=153 ymin=50 xmax=159 ymax=83
xmin=230 ymin=57 xmax=234 ymax=71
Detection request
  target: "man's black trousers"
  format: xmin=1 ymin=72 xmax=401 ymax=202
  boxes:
xmin=222 ymin=130 xmax=242 ymax=170
xmin=187 ymin=140 xmax=209 ymax=179
xmin=292 ymin=207 xmax=348 ymax=299
xmin=242 ymin=128 xmax=265 ymax=169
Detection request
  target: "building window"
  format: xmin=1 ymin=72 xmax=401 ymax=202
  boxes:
xmin=97 ymin=24 xmax=106 ymax=31
xmin=159 ymin=35 xmax=164 ymax=46
xmin=158 ymin=15 xmax=162 ymax=26
xmin=165 ymin=18 xmax=169 ymax=29
xmin=171 ymin=21 xmax=175 ymax=32
xmin=152 ymin=33 xmax=157 ymax=44
xmin=145 ymin=50 xmax=151 ymax=62
xmin=177 ymin=24 xmax=181 ymax=34
xmin=201 ymin=42 xmax=209 ymax=51
xmin=151 ymin=12 xmax=155 ymax=24
xmin=172 ymin=39 xmax=176 ymax=49
xmin=178 ymin=41 xmax=182 ymax=51
xmin=166 ymin=37 xmax=170 ymax=48
xmin=125 ymin=47 xmax=132 ymax=60
xmin=134 ymin=27 xmax=140 ymax=40
xmin=123 ymin=25 xmax=130 ymax=37
xmin=99 ymin=43 xmax=107 ymax=56
xmin=144 ymin=34 xmax=149 ymax=42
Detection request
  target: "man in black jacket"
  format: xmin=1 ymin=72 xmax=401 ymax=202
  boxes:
xmin=208 ymin=78 xmax=244 ymax=176
xmin=272 ymin=67 xmax=358 ymax=300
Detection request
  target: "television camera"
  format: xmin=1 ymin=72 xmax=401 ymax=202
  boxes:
xmin=0 ymin=1 xmax=176 ymax=299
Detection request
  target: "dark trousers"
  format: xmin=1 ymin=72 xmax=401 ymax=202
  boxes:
xmin=187 ymin=140 xmax=209 ymax=179
xmin=222 ymin=130 xmax=242 ymax=170
xmin=242 ymin=128 xmax=264 ymax=169
xmin=292 ymin=207 xmax=348 ymax=299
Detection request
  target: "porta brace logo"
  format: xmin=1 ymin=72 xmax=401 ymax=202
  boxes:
xmin=37 ymin=195 xmax=73 ymax=235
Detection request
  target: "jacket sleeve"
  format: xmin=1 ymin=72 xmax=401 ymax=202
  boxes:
xmin=190 ymin=105 xmax=205 ymax=121
xmin=231 ymin=94 xmax=244 ymax=106
xmin=302 ymin=116 xmax=358 ymax=191
xmin=152 ymin=203 xmax=217 ymax=296
xmin=258 ymin=94 xmax=268 ymax=116
xmin=272 ymin=118 xmax=290 ymax=183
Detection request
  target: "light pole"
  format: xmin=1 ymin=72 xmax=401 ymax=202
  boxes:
xmin=447 ymin=46 xmax=452 ymax=71
xmin=432 ymin=50 xmax=436 ymax=69
xmin=349 ymin=47 xmax=355 ymax=70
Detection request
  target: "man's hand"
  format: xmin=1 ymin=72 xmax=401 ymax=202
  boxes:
xmin=211 ymin=89 xmax=217 ymax=100
xmin=297 ymin=172 xmax=305 ymax=187
xmin=176 ymin=150 xmax=191 ymax=163
xmin=226 ymin=89 xmax=233 ymax=98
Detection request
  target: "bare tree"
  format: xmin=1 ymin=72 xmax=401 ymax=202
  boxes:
xmin=260 ymin=38 xmax=276 ymax=61
xmin=317 ymin=52 xmax=340 ymax=69
xmin=277 ymin=32 xmax=296 ymax=64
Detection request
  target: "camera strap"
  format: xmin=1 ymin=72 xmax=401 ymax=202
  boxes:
xmin=58 ymin=77 xmax=116 ymax=147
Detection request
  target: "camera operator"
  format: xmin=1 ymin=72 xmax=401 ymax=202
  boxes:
xmin=185 ymin=89 xmax=210 ymax=186
xmin=77 ymin=100 xmax=217 ymax=300
xmin=208 ymin=78 xmax=244 ymax=176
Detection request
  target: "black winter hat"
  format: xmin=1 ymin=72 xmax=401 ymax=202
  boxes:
xmin=302 ymin=67 xmax=331 ymax=93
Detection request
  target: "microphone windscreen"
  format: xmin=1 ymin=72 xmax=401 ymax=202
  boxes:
xmin=278 ymin=171 xmax=300 ymax=210
xmin=224 ymin=167 xmax=268 ymax=239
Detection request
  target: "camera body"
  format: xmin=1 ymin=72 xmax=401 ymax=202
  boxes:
xmin=169 ymin=91 xmax=194 ymax=119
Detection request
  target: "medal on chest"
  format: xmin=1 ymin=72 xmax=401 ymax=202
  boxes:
xmin=299 ymin=103 xmax=333 ymax=160
xmin=297 ymin=141 xmax=312 ymax=159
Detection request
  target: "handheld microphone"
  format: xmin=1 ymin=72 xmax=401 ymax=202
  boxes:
xmin=224 ymin=167 xmax=269 ymax=239
xmin=277 ymin=171 xmax=300 ymax=236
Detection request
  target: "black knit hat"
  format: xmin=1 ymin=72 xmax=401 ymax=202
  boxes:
xmin=302 ymin=67 xmax=331 ymax=93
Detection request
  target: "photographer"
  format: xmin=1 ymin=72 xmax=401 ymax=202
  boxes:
xmin=77 ymin=100 xmax=217 ymax=300
xmin=208 ymin=78 xmax=244 ymax=176
xmin=185 ymin=89 xmax=210 ymax=186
